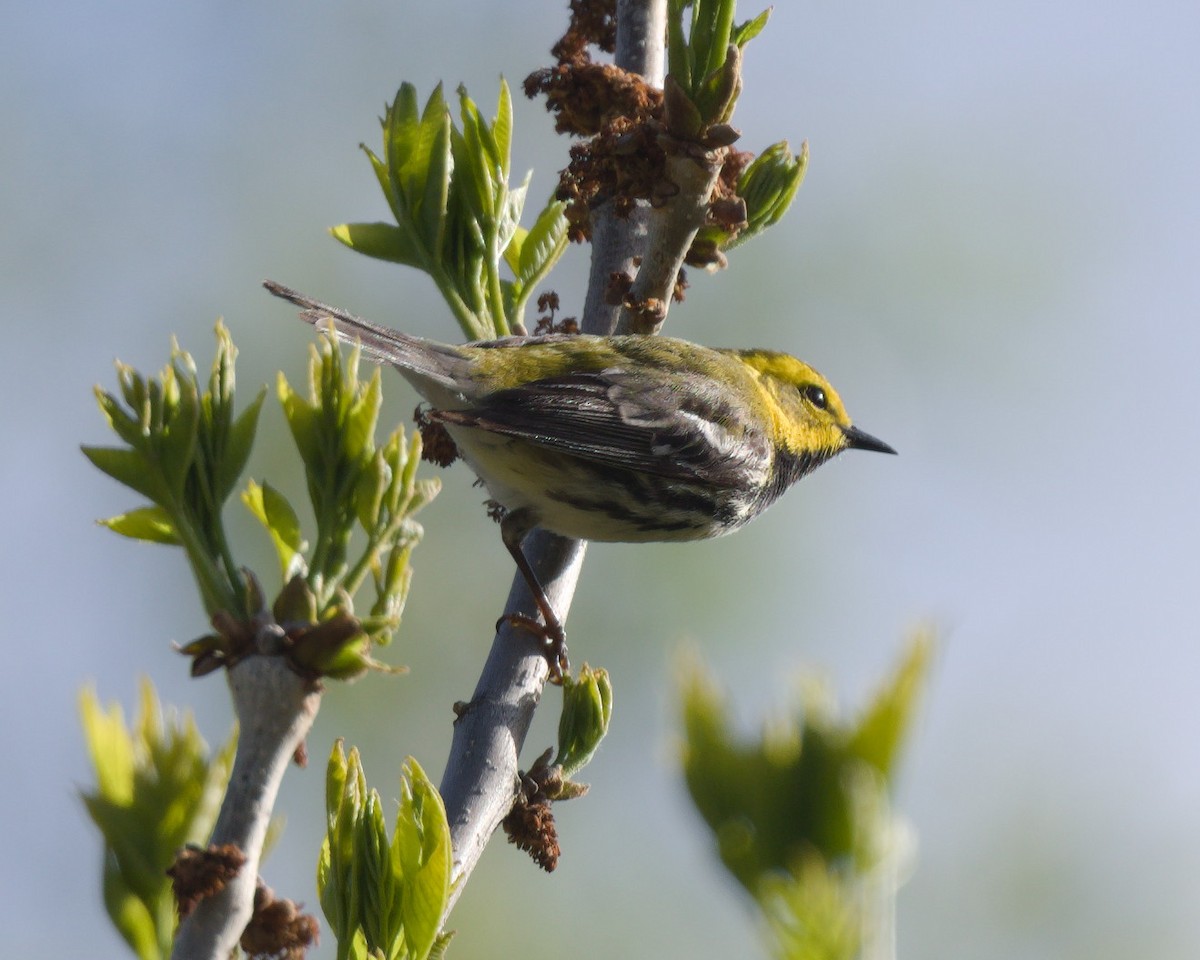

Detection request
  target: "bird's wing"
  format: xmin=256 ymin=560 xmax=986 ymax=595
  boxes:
xmin=433 ymin=369 xmax=772 ymax=488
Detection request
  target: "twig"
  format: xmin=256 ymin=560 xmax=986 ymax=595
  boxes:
xmin=582 ymin=0 xmax=668 ymax=335
xmin=438 ymin=533 xmax=586 ymax=907
xmin=171 ymin=652 xmax=321 ymax=959
xmin=619 ymin=151 xmax=724 ymax=335
xmin=437 ymin=0 xmax=669 ymax=908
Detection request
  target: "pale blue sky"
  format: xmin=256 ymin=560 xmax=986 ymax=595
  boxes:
xmin=4 ymin=2 xmax=1199 ymax=957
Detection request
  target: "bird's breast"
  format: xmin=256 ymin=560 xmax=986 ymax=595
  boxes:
xmin=444 ymin=426 xmax=761 ymax=543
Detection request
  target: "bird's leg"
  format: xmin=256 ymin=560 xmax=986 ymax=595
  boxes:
xmin=499 ymin=509 xmax=569 ymax=683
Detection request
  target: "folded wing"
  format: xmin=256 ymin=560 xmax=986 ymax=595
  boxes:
xmin=434 ymin=368 xmax=772 ymax=490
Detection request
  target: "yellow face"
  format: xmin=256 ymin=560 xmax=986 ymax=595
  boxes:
xmin=736 ymin=350 xmax=856 ymax=458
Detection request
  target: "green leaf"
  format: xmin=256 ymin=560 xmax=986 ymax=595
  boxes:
xmin=276 ymin=370 xmax=315 ymax=463
xmin=215 ymin=387 xmax=265 ymax=504
xmin=699 ymin=0 xmax=736 ymax=80
xmin=395 ymin=757 xmax=452 ymax=960
xmin=389 ymin=84 xmax=422 ymax=162
xmin=331 ymin=222 xmax=425 ymax=269
xmin=101 ymin=856 xmax=162 ymax=960
xmin=847 ymin=631 xmax=933 ymax=777
xmin=517 ymin=199 xmax=569 ymax=284
xmin=324 ymin=740 xmax=350 ymax=832
xmin=310 ymin=639 xmax=373 ymax=681
xmin=556 ymin=665 xmax=614 ymax=778
xmin=358 ymin=792 xmax=392 ymax=954
xmin=157 ymin=366 xmax=200 ymax=499
xmin=496 ymin=171 xmax=530 ymax=259
xmin=342 ymin=80 xmax=560 ymax=341
xmin=415 ymin=87 xmax=453 ymax=253
xmin=95 ymin=385 xmax=146 ymax=452
xmin=82 ymin=445 xmax=168 ymax=505
xmin=342 ymin=368 xmax=382 ymax=465
xmin=386 ymin=84 xmax=425 ymax=200
xmin=667 ymin=0 xmax=695 ymax=92
xmin=457 ymin=86 xmax=499 ymax=198
xmin=695 ymin=41 xmax=741 ymax=126
xmin=352 ymin=449 xmax=389 ymax=532
xmin=502 ymin=225 xmax=528 ymax=276
xmin=493 ymin=78 xmax=513 ymax=181
xmin=242 ymin=480 xmax=306 ymax=580
xmin=364 ymin=145 xmax=404 ymax=224
xmin=732 ymin=7 xmax=771 ymax=47
xmin=80 ymin=686 xmax=136 ymax=804
xmin=450 ymin=109 xmax=491 ymax=226
xmin=87 ymin=324 xmax=261 ymax=618
xmin=730 ymin=140 xmax=807 ymax=249
xmin=320 ymin=742 xmax=362 ymax=957
xmin=695 ymin=141 xmax=807 ymax=257
xmin=371 ymin=545 xmax=414 ymax=641
xmin=98 ymin=506 xmax=180 ymax=545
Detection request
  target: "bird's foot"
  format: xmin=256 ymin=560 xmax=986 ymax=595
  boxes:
xmin=499 ymin=613 xmax=570 ymax=684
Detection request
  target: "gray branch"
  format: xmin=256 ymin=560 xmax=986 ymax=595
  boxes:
xmin=438 ymin=532 xmax=587 ymax=909
xmin=437 ymin=0 xmax=678 ymax=908
xmin=618 ymin=151 xmax=725 ymax=335
xmin=171 ymin=653 xmax=321 ymax=960
xmin=582 ymin=0 xmax=667 ymax=335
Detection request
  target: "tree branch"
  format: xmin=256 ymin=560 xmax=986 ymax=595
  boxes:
xmin=619 ymin=151 xmax=724 ymax=335
xmin=171 ymin=652 xmax=321 ymax=959
xmin=582 ymin=0 xmax=668 ymax=335
xmin=438 ymin=532 xmax=586 ymax=909
xmin=438 ymin=0 xmax=688 ymax=908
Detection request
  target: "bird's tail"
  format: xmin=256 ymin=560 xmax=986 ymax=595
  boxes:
xmin=264 ymin=280 xmax=467 ymax=391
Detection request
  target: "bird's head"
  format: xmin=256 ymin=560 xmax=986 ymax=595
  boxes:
xmin=738 ymin=350 xmax=896 ymax=461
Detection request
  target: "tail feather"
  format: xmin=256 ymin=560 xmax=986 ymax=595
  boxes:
xmin=264 ymin=280 xmax=467 ymax=392
xmin=264 ymin=280 xmax=418 ymax=362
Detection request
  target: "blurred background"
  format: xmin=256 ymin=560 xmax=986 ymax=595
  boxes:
xmin=5 ymin=0 xmax=1198 ymax=956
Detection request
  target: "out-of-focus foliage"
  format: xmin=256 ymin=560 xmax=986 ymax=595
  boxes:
xmin=681 ymin=633 xmax=932 ymax=959
xmin=79 ymin=679 xmax=235 ymax=960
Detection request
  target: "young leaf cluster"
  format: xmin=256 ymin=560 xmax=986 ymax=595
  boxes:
xmin=79 ymin=680 xmax=235 ymax=960
xmin=696 ymin=141 xmax=809 ymax=256
xmin=680 ymin=635 xmax=931 ymax=960
xmin=86 ymin=323 xmax=438 ymax=680
xmin=319 ymin=742 xmax=454 ymax=960
xmin=82 ymin=323 xmax=264 ymax=618
xmin=332 ymin=82 xmax=568 ymax=340
xmin=511 ymin=664 xmax=613 ymax=816
xmin=273 ymin=332 xmax=439 ymax=643
xmin=656 ymin=1 xmax=805 ymax=262
xmin=665 ymin=0 xmax=769 ymax=136
xmin=554 ymin=664 xmax=613 ymax=781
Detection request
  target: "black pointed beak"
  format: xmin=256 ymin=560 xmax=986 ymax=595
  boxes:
xmin=843 ymin=425 xmax=897 ymax=455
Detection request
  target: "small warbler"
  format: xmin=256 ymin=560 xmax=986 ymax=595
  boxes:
xmin=266 ymin=281 xmax=895 ymax=678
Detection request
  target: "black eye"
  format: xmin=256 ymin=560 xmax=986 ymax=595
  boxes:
xmin=802 ymin=385 xmax=828 ymax=409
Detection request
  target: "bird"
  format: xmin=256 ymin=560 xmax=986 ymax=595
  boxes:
xmin=265 ymin=280 xmax=895 ymax=679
